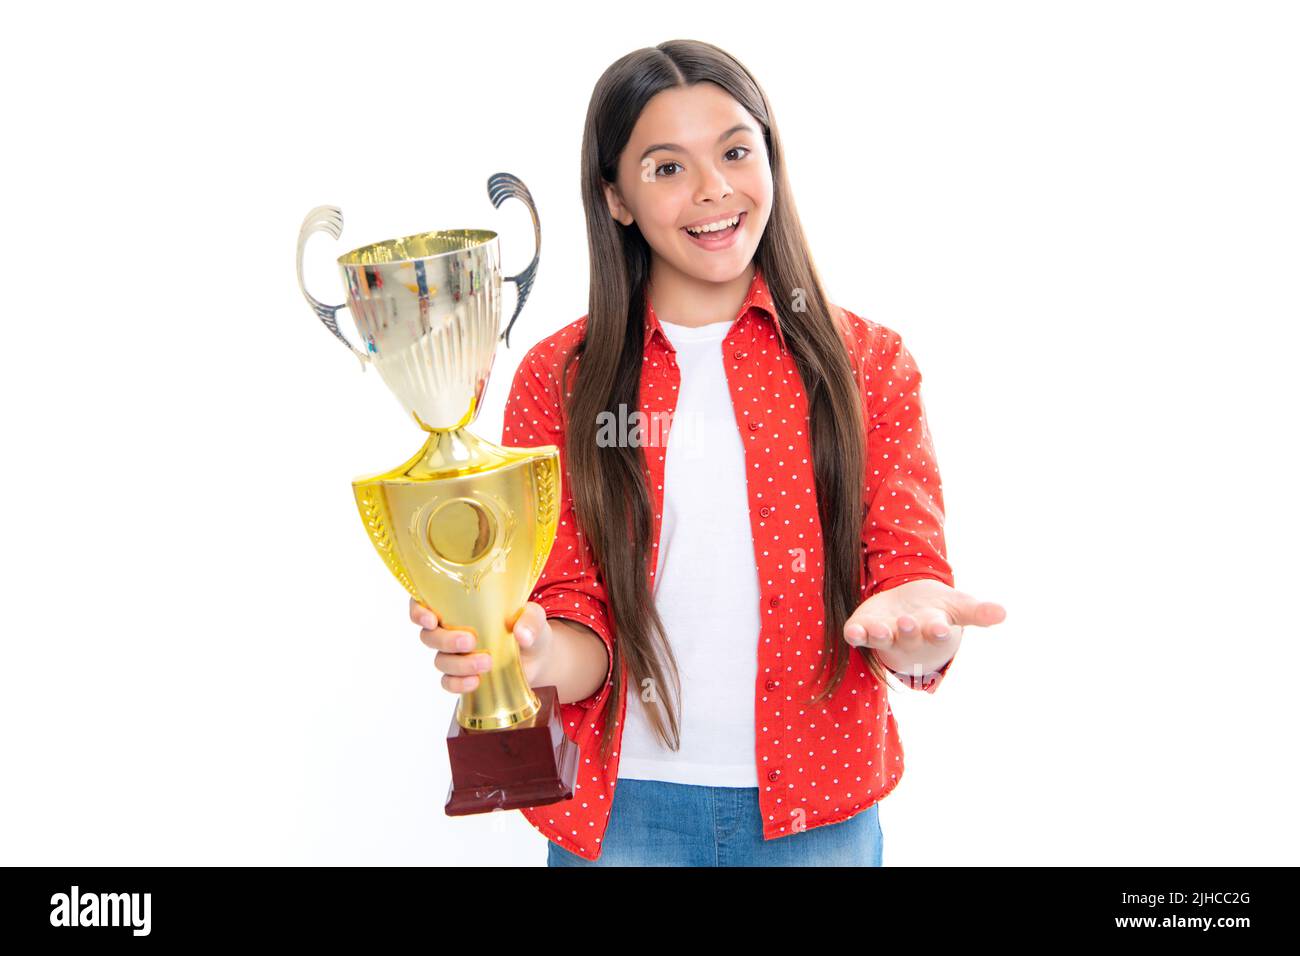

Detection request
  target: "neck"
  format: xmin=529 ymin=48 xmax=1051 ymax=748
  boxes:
xmin=647 ymin=258 xmax=754 ymax=328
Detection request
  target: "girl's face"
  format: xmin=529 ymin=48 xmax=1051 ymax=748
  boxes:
xmin=604 ymin=83 xmax=772 ymax=284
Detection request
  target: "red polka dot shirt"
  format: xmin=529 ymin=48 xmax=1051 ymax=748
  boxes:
xmin=501 ymin=264 xmax=956 ymax=862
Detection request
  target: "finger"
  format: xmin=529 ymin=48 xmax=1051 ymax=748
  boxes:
xmin=895 ymin=610 xmax=954 ymax=642
xmin=419 ymin=626 xmax=479 ymax=654
xmin=894 ymin=613 xmax=930 ymax=652
xmin=844 ymin=614 xmax=895 ymax=649
xmin=441 ymin=673 xmax=481 ymax=694
xmin=511 ymin=602 xmax=549 ymax=649
xmin=434 ymin=649 xmax=494 ymax=677
xmin=410 ymin=598 xmax=439 ymax=629
xmin=910 ymin=607 xmax=959 ymax=644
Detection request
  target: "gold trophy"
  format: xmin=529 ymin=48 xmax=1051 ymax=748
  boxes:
xmin=295 ymin=173 xmax=578 ymax=814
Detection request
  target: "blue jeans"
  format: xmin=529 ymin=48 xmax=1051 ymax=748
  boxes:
xmin=546 ymin=778 xmax=884 ymax=866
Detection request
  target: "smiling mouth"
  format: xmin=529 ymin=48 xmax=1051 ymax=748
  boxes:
xmin=681 ymin=211 xmax=746 ymax=244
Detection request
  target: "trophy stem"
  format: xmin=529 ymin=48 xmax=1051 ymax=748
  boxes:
xmin=352 ymin=426 xmax=560 ymax=732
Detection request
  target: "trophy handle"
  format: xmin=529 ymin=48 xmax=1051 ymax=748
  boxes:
xmin=487 ymin=173 xmax=541 ymax=349
xmin=296 ymin=205 xmax=370 ymax=370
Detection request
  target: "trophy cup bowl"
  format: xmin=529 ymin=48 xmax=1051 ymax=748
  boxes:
xmin=295 ymin=173 xmax=580 ymax=814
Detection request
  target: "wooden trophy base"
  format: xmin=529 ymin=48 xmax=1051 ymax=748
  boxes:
xmin=444 ymin=684 xmax=580 ymax=815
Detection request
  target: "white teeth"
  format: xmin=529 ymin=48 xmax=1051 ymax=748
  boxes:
xmin=685 ymin=214 xmax=740 ymax=235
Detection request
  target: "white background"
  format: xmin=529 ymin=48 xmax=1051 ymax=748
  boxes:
xmin=2 ymin=0 xmax=1296 ymax=866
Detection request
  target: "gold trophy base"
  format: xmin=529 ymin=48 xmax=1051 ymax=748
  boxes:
xmin=444 ymin=685 xmax=580 ymax=815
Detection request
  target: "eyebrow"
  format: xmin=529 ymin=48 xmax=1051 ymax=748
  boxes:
xmin=639 ymin=123 xmax=755 ymax=162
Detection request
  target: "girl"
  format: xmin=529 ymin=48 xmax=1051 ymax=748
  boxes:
xmin=413 ymin=39 xmax=1006 ymax=867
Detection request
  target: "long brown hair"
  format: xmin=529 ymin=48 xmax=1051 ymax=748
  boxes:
xmin=566 ymin=39 xmax=880 ymax=763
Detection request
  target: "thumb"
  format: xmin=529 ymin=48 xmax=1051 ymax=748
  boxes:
xmin=948 ymin=591 xmax=1008 ymax=629
xmin=510 ymin=601 xmax=549 ymax=650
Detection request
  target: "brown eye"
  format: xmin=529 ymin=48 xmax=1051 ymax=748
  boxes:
xmin=656 ymin=161 xmax=682 ymax=177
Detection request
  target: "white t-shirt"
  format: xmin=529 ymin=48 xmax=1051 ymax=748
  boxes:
xmin=616 ymin=315 xmax=762 ymax=787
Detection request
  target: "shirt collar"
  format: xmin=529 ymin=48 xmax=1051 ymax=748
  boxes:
xmin=643 ymin=264 xmax=786 ymax=353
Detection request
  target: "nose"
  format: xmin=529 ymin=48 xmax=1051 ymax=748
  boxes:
xmin=694 ymin=164 xmax=732 ymax=205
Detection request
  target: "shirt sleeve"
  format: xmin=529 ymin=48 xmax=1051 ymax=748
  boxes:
xmin=885 ymin=655 xmax=955 ymax=694
xmin=500 ymin=341 xmax=616 ymax=712
xmin=859 ymin=319 xmax=958 ymax=693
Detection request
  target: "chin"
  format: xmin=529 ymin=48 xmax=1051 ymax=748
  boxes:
xmin=684 ymin=257 xmax=751 ymax=281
